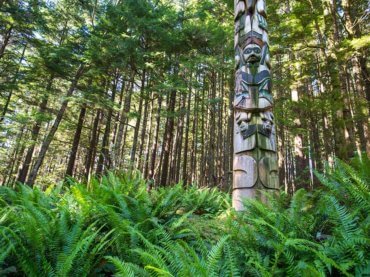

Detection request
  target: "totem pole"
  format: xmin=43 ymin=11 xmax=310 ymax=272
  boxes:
xmin=233 ymin=0 xmax=279 ymax=210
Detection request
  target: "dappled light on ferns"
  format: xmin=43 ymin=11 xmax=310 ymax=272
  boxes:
xmin=0 ymin=157 xmax=369 ymax=276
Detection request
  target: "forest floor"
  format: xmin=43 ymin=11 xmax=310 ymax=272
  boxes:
xmin=0 ymin=158 xmax=369 ymax=276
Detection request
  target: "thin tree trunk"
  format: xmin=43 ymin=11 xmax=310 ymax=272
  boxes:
xmin=148 ymin=95 xmax=162 ymax=183
xmin=200 ymin=76 xmax=206 ymax=186
xmin=342 ymin=0 xmax=370 ymax=112
xmin=138 ymin=77 xmax=150 ymax=171
xmin=0 ymin=43 xmax=27 ymax=124
xmin=175 ymin=91 xmax=186 ymax=183
xmin=182 ymin=82 xmax=192 ymax=184
xmin=112 ymin=81 xmax=125 ymax=150
xmin=116 ymin=77 xmax=134 ymax=167
xmin=0 ymin=26 xmax=12 ymax=60
xmin=130 ymin=69 xmax=146 ymax=167
xmin=169 ymin=95 xmax=181 ymax=183
xmin=27 ymin=64 xmax=85 ymax=186
xmin=65 ymin=104 xmax=87 ymax=177
xmin=143 ymin=98 xmax=154 ymax=178
xmin=160 ymin=85 xmax=177 ymax=186
xmin=209 ymin=71 xmax=216 ymax=187
xmin=85 ymin=109 xmax=101 ymax=180
xmin=3 ymin=126 xmax=25 ymax=186
xmin=96 ymin=75 xmax=118 ymax=176
xmin=190 ymin=81 xmax=199 ymax=184
xmin=17 ymin=77 xmax=53 ymax=183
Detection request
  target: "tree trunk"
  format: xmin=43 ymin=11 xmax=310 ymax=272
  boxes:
xmin=85 ymin=109 xmax=101 ymax=180
xmin=209 ymin=71 xmax=217 ymax=187
xmin=96 ymin=75 xmax=118 ymax=176
xmin=0 ymin=26 xmax=12 ymax=60
xmin=130 ymin=69 xmax=146 ymax=167
xmin=324 ymin=1 xmax=349 ymax=160
xmin=27 ymin=64 xmax=85 ymax=186
xmin=0 ymin=43 xmax=27 ymax=124
xmin=138 ymin=77 xmax=150 ymax=171
xmin=148 ymin=95 xmax=162 ymax=183
xmin=342 ymin=0 xmax=370 ymax=112
xmin=115 ymin=76 xmax=134 ymax=167
xmin=65 ymin=104 xmax=87 ymax=177
xmin=173 ymin=92 xmax=185 ymax=183
xmin=17 ymin=76 xmax=53 ymax=183
xmin=143 ymin=98 xmax=154 ymax=178
xmin=182 ymin=75 xmax=192 ymax=184
xmin=341 ymin=0 xmax=370 ymax=155
xmin=112 ymin=81 xmax=126 ymax=152
xmin=160 ymin=87 xmax=177 ymax=186
xmin=3 ymin=126 xmax=25 ymax=186
xmin=190 ymin=82 xmax=199 ymax=184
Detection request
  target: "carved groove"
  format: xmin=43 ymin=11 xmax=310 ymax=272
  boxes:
xmin=233 ymin=0 xmax=279 ymax=208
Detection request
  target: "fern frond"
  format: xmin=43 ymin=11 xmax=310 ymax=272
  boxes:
xmin=206 ymin=235 xmax=230 ymax=276
xmin=105 ymin=256 xmax=136 ymax=277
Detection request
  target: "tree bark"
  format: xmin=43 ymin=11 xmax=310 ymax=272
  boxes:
xmin=130 ymin=69 xmax=146 ymax=167
xmin=160 ymin=86 xmax=177 ymax=186
xmin=65 ymin=104 xmax=87 ymax=177
xmin=182 ymin=74 xmax=192 ymax=185
xmin=85 ymin=109 xmax=101 ymax=180
xmin=138 ymin=75 xmax=151 ymax=171
xmin=0 ymin=43 xmax=27 ymax=124
xmin=173 ymin=92 xmax=185 ymax=184
xmin=148 ymin=95 xmax=162 ymax=183
xmin=96 ymin=75 xmax=118 ymax=176
xmin=26 ymin=64 xmax=85 ymax=186
xmin=115 ymin=76 xmax=134 ymax=167
xmin=341 ymin=0 xmax=370 ymax=155
xmin=17 ymin=76 xmax=52 ymax=183
xmin=3 ymin=126 xmax=25 ymax=186
xmin=143 ymin=98 xmax=154 ymax=178
xmin=0 ymin=26 xmax=12 ymax=60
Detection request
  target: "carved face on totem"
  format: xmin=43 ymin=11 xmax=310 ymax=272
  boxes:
xmin=243 ymin=43 xmax=262 ymax=64
xmin=260 ymin=111 xmax=274 ymax=136
xmin=236 ymin=112 xmax=253 ymax=139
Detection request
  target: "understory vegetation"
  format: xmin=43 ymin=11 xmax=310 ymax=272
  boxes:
xmin=0 ymin=157 xmax=369 ymax=277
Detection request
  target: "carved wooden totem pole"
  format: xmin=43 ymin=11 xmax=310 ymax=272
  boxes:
xmin=233 ymin=0 xmax=279 ymax=210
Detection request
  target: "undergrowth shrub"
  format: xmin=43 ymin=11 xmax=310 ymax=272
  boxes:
xmin=0 ymin=157 xmax=369 ymax=276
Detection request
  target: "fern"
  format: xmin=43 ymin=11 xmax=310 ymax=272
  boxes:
xmin=1 ymin=161 xmax=369 ymax=276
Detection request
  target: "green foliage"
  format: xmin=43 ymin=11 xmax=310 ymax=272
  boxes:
xmin=0 ymin=158 xmax=369 ymax=276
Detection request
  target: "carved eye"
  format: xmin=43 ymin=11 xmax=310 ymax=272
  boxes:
xmin=254 ymin=48 xmax=261 ymax=54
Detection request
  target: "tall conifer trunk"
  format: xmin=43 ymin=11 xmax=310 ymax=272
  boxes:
xmin=27 ymin=65 xmax=85 ymax=186
xmin=17 ymin=76 xmax=53 ymax=184
xmin=66 ymin=104 xmax=87 ymax=177
xmin=0 ymin=26 xmax=12 ymax=60
xmin=182 ymin=74 xmax=192 ymax=185
xmin=0 ymin=43 xmax=27 ymax=125
xmin=85 ymin=109 xmax=101 ymax=180
xmin=148 ymin=96 xmax=162 ymax=183
xmin=160 ymin=88 xmax=177 ymax=186
xmin=130 ymin=70 xmax=146 ymax=167
xmin=96 ymin=75 xmax=118 ymax=176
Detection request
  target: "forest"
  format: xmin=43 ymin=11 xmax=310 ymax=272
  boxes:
xmin=0 ymin=0 xmax=369 ymax=276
